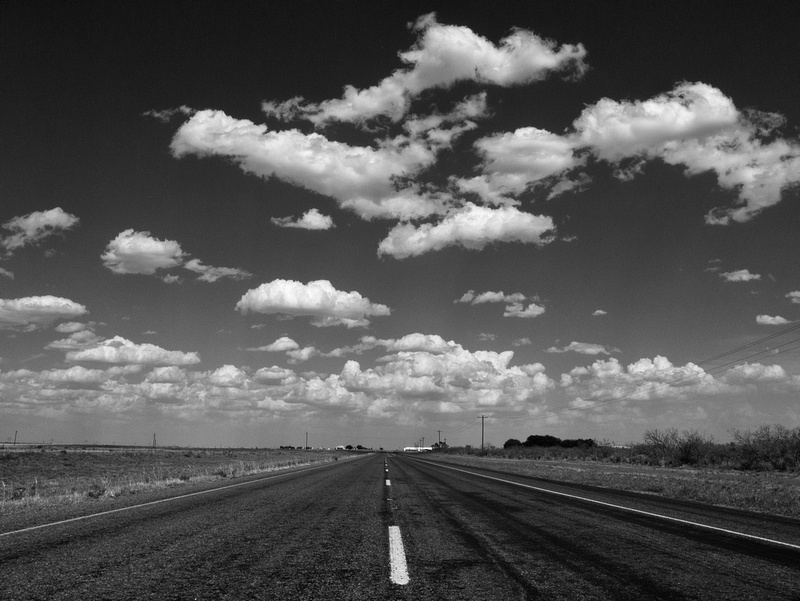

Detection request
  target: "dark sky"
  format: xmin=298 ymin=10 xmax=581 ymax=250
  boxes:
xmin=1 ymin=1 xmax=799 ymax=448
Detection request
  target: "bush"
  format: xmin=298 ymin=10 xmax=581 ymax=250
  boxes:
xmin=733 ymin=425 xmax=800 ymax=471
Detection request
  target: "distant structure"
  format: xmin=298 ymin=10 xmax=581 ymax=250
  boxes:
xmin=403 ymin=446 xmax=433 ymax=452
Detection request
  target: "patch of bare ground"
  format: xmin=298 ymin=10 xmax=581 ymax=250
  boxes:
xmin=0 ymin=446 xmax=353 ymax=517
xmin=427 ymin=454 xmax=800 ymax=518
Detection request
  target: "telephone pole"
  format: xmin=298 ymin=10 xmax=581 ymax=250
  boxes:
xmin=480 ymin=415 xmax=485 ymax=453
xmin=436 ymin=430 xmax=442 ymax=445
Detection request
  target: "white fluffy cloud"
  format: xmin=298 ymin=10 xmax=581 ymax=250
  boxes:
xmin=171 ymin=110 xmax=438 ymax=221
xmin=456 ymin=290 xmax=526 ymax=304
xmin=756 ymin=314 xmax=791 ymax=326
xmin=45 ymin=329 xmax=102 ymax=351
xmin=560 ymin=355 xmax=726 ymax=409
xmin=236 ymin=279 xmax=391 ymax=328
xmin=503 ymin=302 xmax=546 ymax=318
xmin=262 ymin=13 xmax=586 ymax=125
xmin=721 ymin=269 xmax=761 ymax=282
xmin=271 ymin=208 xmax=335 ymax=230
xmin=0 ymin=296 xmax=88 ymax=330
xmin=102 ymin=230 xmax=251 ymax=282
xmin=378 ymin=204 xmax=554 ymax=258
xmin=248 ymin=336 xmax=300 ymax=352
xmin=573 ymin=82 xmax=800 ymax=224
xmin=102 ymin=230 xmax=185 ymax=275
xmin=547 ymin=341 xmax=620 ymax=355
xmin=458 ymin=127 xmax=580 ymax=203
xmin=785 ymin=291 xmax=800 ymax=304
xmin=66 ymin=336 xmax=201 ymax=365
xmin=1 ymin=207 xmax=79 ymax=255
xmin=456 ymin=290 xmax=544 ymax=319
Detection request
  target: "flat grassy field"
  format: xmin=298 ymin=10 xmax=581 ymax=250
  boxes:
xmin=1 ymin=446 xmax=351 ymax=514
xmin=429 ymin=453 xmax=800 ymax=518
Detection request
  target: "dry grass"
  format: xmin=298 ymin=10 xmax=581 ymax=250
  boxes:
xmin=0 ymin=446 xmax=351 ymax=515
xmin=428 ymin=454 xmax=800 ymax=518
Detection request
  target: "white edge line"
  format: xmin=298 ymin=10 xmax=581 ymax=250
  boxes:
xmin=412 ymin=458 xmax=800 ymax=552
xmin=388 ymin=525 xmax=410 ymax=585
xmin=1 ymin=457 xmax=366 ymax=539
xmin=386 ymin=479 xmax=391 ymax=486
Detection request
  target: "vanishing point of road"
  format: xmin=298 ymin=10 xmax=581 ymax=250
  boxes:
xmin=2 ymin=452 xmax=799 ymax=600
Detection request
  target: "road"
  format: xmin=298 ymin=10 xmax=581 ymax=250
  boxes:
xmin=1 ymin=452 xmax=798 ymax=600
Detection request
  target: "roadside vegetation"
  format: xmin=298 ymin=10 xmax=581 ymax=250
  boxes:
xmin=434 ymin=425 xmax=800 ymax=518
xmin=0 ymin=446 xmax=351 ymax=515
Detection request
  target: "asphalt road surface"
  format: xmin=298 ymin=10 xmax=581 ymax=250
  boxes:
xmin=2 ymin=452 xmax=799 ymax=600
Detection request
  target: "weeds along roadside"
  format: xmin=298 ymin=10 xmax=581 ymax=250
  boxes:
xmin=0 ymin=448 xmax=353 ymax=515
xmin=428 ymin=453 xmax=800 ymax=519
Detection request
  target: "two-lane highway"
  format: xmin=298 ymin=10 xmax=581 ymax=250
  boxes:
xmin=1 ymin=454 xmax=392 ymax=601
xmin=387 ymin=453 xmax=800 ymax=600
xmin=2 ymin=452 xmax=799 ymax=600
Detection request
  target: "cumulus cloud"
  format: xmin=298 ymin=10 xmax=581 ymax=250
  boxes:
xmin=182 ymin=259 xmax=252 ymax=282
xmin=253 ymin=366 xmax=296 ymax=383
xmin=547 ymin=341 xmax=620 ymax=355
xmin=456 ymin=290 xmax=544 ymax=319
xmin=262 ymin=13 xmax=586 ymax=125
xmin=756 ymin=314 xmax=791 ymax=325
xmin=786 ymin=291 xmax=800 ymax=304
xmin=236 ymin=279 xmax=391 ymax=328
xmin=592 ymin=309 xmax=608 ymax=316
xmin=367 ymin=333 xmax=454 ymax=354
xmin=721 ymin=269 xmax=761 ymax=282
xmin=145 ymin=366 xmax=187 ymax=383
xmin=1 ymin=207 xmax=79 ymax=255
xmin=503 ymin=302 xmax=546 ymax=318
xmin=457 ymin=127 xmax=581 ymax=204
xmin=55 ymin=321 xmax=90 ymax=334
xmin=171 ymin=110 xmax=438 ymax=221
xmin=45 ymin=329 xmax=102 ymax=351
xmin=102 ymin=230 xmax=185 ymax=275
xmin=720 ymin=362 xmax=788 ymax=384
xmin=512 ymin=337 xmax=532 ymax=346
xmin=378 ymin=204 xmax=554 ymax=259
xmin=287 ymin=346 xmax=319 ymax=363
xmin=102 ymin=230 xmax=251 ymax=282
xmin=66 ymin=336 xmax=201 ymax=365
xmin=456 ymin=290 xmax=526 ymax=304
xmin=246 ymin=336 xmax=300 ymax=352
xmin=573 ymin=82 xmax=800 ymax=224
xmin=560 ymin=355 xmax=726 ymax=408
xmin=209 ymin=365 xmax=248 ymax=388
xmin=0 ymin=296 xmax=87 ymax=331
xmin=271 ymin=208 xmax=335 ymax=230
xmin=0 ymin=267 xmax=14 ymax=279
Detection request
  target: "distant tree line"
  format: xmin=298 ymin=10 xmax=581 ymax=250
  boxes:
xmin=438 ymin=424 xmax=800 ymax=472
xmin=503 ymin=435 xmax=596 ymax=449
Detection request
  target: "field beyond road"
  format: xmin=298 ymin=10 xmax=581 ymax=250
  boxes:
xmin=1 ymin=445 xmax=351 ymax=520
xmin=425 ymin=452 xmax=800 ymax=518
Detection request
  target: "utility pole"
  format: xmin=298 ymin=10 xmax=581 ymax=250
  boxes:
xmin=305 ymin=432 xmax=308 ymax=450
xmin=481 ymin=415 xmax=485 ymax=453
xmin=436 ymin=430 xmax=442 ymax=445
xmin=13 ymin=430 xmax=17 ymax=445
xmin=152 ymin=433 xmax=157 ymax=448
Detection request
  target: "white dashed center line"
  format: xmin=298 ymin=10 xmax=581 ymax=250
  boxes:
xmin=388 ymin=525 xmax=410 ymax=585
